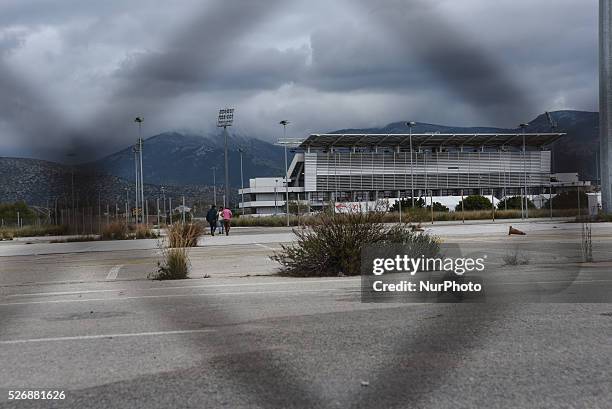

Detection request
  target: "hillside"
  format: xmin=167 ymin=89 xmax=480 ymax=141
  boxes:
xmin=92 ymin=132 xmax=285 ymax=187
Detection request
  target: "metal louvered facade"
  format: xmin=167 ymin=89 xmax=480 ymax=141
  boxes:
xmin=303 ymin=151 xmax=551 ymax=193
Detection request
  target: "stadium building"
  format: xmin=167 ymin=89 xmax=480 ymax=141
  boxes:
xmin=239 ymin=132 xmax=566 ymax=215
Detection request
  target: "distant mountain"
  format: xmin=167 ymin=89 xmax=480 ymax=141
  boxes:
xmin=330 ymin=110 xmax=600 ymax=181
xmin=2 ymin=110 xmax=601 ymax=207
xmin=92 ymin=132 xmax=285 ymax=187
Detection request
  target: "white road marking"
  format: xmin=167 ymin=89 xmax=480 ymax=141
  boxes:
xmin=2 ymin=278 xmax=360 ymax=299
xmin=106 ymin=264 xmax=123 ymax=281
xmin=0 ymin=288 xmax=341 ymax=307
xmin=8 ymin=289 xmax=125 ymax=298
xmin=255 ymin=243 xmax=277 ymax=251
xmin=0 ymin=329 xmax=216 ymax=345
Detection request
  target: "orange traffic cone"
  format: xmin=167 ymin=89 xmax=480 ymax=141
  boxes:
xmin=509 ymin=226 xmax=526 ymax=236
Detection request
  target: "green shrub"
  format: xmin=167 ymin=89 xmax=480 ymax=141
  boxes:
xmin=271 ymin=211 xmax=440 ymax=277
xmin=389 ymin=198 xmax=426 ymax=212
xmin=497 ymin=196 xmax=535 ymax=210
xmin=455 ymin=195 xmax=493 ymax=211
xmin=544 ymin=191 xmax=588 ymax=209
xmin=427 ymin=202 xmax=449 ymax=212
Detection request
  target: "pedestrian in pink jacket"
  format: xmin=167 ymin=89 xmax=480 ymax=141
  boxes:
xmin=221 ymin=207 xmax=233 ymax=235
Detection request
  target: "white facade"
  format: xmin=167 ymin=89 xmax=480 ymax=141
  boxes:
xmin=238 ymin=177 xmax=305 ymax=216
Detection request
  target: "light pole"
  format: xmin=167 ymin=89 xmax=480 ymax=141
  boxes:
xmin=161 ymin=186 xmax=166 ymax=218
xmin=406 ymin=122 xmax=416 ymax=208
xmin=125 ymin=187 xmax=129 ymax=224
xmin=66 ymin=153 xmax=76 ymax=229
xmin=211 ymin=167 xmax=217 ymax=207
xmin=135 ymin=117 xmax=145 ymax=224
xmin=274 ymin=178 xmax=279 ymax=215
xmin=280 ymin=120 xmax=290 ymax=226
xmin=238 ymin=148 xmax=245 ymax=215
xmin=520 ymin=123 xmax=529 ymax=219
xmin=217 ymin=108 xmax=235 ymax=209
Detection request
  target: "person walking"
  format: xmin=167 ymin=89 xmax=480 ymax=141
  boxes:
xmin=221 ymin=206 xmax=233 ymax=236
xmin=205 ymin=204 xmax=218 ymax=236
xmin=217 ymin=207 xmax=225 ymax=235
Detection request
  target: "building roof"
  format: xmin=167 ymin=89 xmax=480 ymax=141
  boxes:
xmin=298 ymin=133 xmax=565 ymax=149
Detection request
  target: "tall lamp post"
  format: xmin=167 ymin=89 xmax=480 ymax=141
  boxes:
xmin=238 ymin=148 xmax=245 ymax=215
xmin=519 ymin=123 xmax=529 ymax=219
xmin=406 ymin=122 xmax=416 ymax=208
xmin=279 ymin=120 xmax=290 ymax=227
xmin=217 ymin=108 xmax=235 ymax=209
xmin=134 ymin=117 xmax=145 ymax=224
xmin=211 ymin=167 xmax=218 ymax=207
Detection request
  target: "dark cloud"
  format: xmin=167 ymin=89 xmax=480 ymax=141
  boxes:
xmin=0 ymin=0 xmax=599 ymax=160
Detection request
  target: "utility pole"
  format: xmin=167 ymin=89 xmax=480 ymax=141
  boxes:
xmin=280 ymin=120 xmax=290 ymax=226
xmin=217 ymin=108 xmax=235 ymax=209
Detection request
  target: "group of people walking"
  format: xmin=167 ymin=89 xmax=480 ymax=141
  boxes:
xmin=205 ymin=205 xmax=233 ymax=236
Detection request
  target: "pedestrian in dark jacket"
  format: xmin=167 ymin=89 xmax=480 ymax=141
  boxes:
xmin=205 ymin=205 xmax=218 ymax=236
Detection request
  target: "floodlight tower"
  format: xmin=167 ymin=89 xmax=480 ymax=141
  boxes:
xmin=217 ymin=108 xmax=235 ymax=208
xmin=600 ymin=0 xmax=612 ymax=213
xmin=135 ymin=116 xmax=144 ymax=223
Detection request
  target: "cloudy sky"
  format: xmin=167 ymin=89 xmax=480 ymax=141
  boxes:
xmin=0 ymin=0 xmax=598 ymax=161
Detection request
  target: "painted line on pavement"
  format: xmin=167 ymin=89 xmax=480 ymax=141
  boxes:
xmin=255 ymin=243 xmax=277 ymax=250
xmin=7 ymin=289 xmax=125 ymax=298
xmin=0 ymin=288 xmax=341 ymax=307
xmin=0 ymin=329 xmax=216 ymax=345
xmin=3 ymin=278 xmax=360 ymax=299
xmin=106 ymin=264 xmax=123 ymax=281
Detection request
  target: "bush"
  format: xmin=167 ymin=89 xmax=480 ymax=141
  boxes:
xmin=455 ymin=195 xmax=492 ymax=211
xmin=426 ymin=202 xmax=449 ymax=212
xmin=150 ymin=223 xmax=198 ymax=280
xmin=544 ymin=191 xmax=588 ymax=210
xmin=101 ymin=222 xmax=129 ymax=240
xmin=0 ymin=202 xmax=36 ymax=225
xmin=151 ymin=247 xmax=190 ymax=280
xmin=271 ymin=211 xmax=440 ymax=277
xmin=134 ymin=224 xmax=158 ymax=239
xmin=497 ymin=196 xmax=535 ymax=210
xmin=389 ymin=198 xmax=426 ymax=212
xmin=167 ymin=223 xmax=203 ymax=248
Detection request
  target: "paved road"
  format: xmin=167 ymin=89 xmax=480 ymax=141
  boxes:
xmin=0 ymin=222 xmax=610 ymax=408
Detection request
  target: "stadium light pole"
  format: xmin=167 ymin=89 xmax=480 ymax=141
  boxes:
xmin=135 ymin=117 xmax=145 ymax=224
xmin=280 ymin=120 xmax=290 ymax=226
xmin=217 ymin=108 xmax=235 ymax=209
xmin=520 ymin=123 xmax=529 ymax=219
xmin=406 ymin=122 xmax=416 ymax=208
xmin=211 ymin=167 xmax=218 ymax=207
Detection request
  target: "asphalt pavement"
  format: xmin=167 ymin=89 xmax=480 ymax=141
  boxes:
xmin=0 ymin=221 xmax=610 ymax=408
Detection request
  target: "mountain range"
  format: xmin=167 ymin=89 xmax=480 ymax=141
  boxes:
xmin=1 ymin=110 xmax=601 ymax=206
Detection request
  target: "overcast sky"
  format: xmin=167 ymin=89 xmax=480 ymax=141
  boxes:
xmin=0 ymin=0 xmax=598 ymax=161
